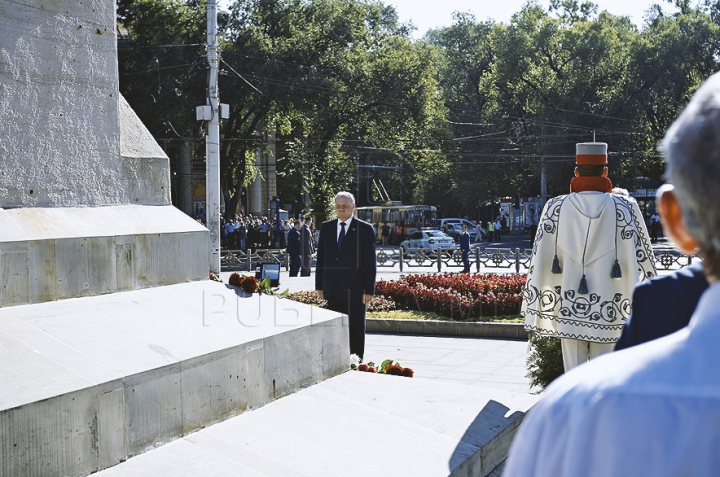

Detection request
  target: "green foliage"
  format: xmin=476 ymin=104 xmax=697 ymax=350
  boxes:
xmin=526 ymin=332 xmax=564 ymax=390
xmin=117 ymin=0 xmax=720 ymax=217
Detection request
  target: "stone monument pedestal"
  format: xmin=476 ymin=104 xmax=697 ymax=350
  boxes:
xmin=0 ymin=282 xmax=349 ymax=476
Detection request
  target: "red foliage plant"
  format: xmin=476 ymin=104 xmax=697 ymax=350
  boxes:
xmin=374 ymin=273 xmax=526 ymax=321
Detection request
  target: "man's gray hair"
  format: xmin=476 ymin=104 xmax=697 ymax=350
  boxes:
xmin=334 ymin=191 xmax=356 ymax=204
xmin=662 ymin=71 xmax=720 ymax=277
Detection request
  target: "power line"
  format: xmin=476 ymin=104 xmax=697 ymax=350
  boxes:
xmin=220 ymin=58 xmax=269 ymax=98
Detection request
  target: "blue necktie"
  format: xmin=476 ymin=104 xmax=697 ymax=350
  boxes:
xmin=338 ymin=222 xmax=346 ymax=248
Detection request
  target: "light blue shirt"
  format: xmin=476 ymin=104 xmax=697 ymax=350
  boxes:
xmin=504 ymin=280 xmax=720 ymax=477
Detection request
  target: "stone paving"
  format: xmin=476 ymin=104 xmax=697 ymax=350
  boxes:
xmin=93 ymin=333 xmax=536 ymax=477
xmin=366 ymin=333 xmax=534 ymax=394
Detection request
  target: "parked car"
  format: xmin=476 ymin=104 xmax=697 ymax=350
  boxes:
xmin=439 ymin=219 xmax=486 ymax=242
xmin=400 ymin=229 xmax=456 ymax=254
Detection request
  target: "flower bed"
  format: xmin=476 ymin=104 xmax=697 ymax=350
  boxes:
xmin=285 ymin=291 xmax=396 ymax=312
xmin=374 ymin=273 xmax=526 ymax=321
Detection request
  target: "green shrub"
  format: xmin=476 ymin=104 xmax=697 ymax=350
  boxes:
xmin=526 ymin=333 xmax=564 ymax=390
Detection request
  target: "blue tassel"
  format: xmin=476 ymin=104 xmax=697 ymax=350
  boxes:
xmin=552 ymin=255 xmax=562 ymax=274
xmin=611 ymin=259 xmax=622 ymax=279
xmin=578 ymin=274 xmax=589 ymax=294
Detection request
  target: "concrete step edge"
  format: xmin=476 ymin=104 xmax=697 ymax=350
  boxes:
xmin=367 ymin=319 xmax=528 ymax=340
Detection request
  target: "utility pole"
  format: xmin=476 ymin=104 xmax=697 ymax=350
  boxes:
xmin=540 ymin=125 xmax=547 ymax=205
xmin=205 ymin=0 xmax=221 ymax=273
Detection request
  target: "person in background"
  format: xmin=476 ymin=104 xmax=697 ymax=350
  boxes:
xmin=381 ymin=222 xmax=390 ymax=245
xmin=395 ymin=221 xmax=405 ymax=245
xmin=258 ymin=218 xmax=269 ymax=248
xmin=649 ymin=210 xmax=661 ymax=243
xmin=474 ymin=221 xmax=484 ymax=243
xmin=286 ymin=219 xmax=302 ymax=277
xmin=459 ymin=224 xmax=471 ymax=273
xmin=236 ymin=217 xmax=246 ymax=251
xmin=223 ymin=217 xmax=235 ymax=248
xmin=300 ymin=216 xmax=314 ymax=276
xmin=282 ymin=220 xmax=291 ymax=248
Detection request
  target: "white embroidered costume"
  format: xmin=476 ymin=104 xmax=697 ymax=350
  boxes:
xmin=523 ymin=190 xmax=656 ymax=343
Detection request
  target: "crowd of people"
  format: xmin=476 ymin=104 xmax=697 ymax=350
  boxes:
xmin=217 ymin=214 xmax=302 ymax=251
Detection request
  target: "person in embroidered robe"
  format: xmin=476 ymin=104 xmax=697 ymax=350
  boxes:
xmin=505 ymin=69 xmax=720 ymax=477
xmin=522 ymin=142 xmax=656 ymax=371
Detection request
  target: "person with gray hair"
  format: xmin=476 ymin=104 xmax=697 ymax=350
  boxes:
xmin=503 ymin=72 xmax=720 ymax=476
xmin=315 ymin=191 xmax=377 ymax=359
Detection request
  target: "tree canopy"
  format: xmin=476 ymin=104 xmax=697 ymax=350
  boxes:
xmin=117 ymin=0 xmax=720 ymax=219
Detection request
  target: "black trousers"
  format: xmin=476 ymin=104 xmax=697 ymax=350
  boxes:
xmin=325 ymin=293 xmax=366 ymax=359
xmin=289 ymin=254 xmax=301 ymax=276
xmin=462 ymin=250 xmax=470 ymax=272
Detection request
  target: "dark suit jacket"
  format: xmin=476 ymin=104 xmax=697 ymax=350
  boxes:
xmin=615 ymin=262 xmax=708 ymax=351
xmin=459 ymin=232 xmax=470 ymax=251
xmin=315 ymin=217 xmax=377 ymax=301
xmin=286 ymin=227 xmax=300 ymax=255
xmin=300 ymin=224 xmax=313 ymax=256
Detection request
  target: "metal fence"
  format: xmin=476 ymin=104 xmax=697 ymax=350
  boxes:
xmin=221 ymin=246 xmax=699 ymax=274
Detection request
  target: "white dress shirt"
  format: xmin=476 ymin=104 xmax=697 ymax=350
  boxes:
xmin=337 ymin=216 xmax=353 ymax=242
xmin=504 ymin=280 xmax=720 ymax=477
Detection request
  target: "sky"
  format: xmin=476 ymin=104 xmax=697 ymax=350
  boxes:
xmin=386 ymin=0 xmax=672 ymax=38
xmin=217 ymin=0 xmax=674 ymax=39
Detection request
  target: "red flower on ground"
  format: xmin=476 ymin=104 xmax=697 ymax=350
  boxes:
xmin=240 ymin=276 xmax=259 ymax=293
xmin=386 ymin=365 xmax=404 ymax=376
xmin=401 ymin=367 xmax=414 ymax=378
xmin=229 ymin=273 xmax=242 ymax=287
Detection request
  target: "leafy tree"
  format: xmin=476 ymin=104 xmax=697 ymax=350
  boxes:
xmin=118 ymin=0 xmax=720 ymax=221
xmin=619 ymin=4 xmax=720 ymax=184
xmin=223 ymin=0 xmax=447 ymax=220
xmin=118 ymin=0 xmax=208 ymax=143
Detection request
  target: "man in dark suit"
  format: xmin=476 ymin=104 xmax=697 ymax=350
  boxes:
xmin=315 ymin=192 xmax=377 ymax=359
xmin=286 ymin=220 xmax=302 ymax=277
xmin=459 ymin=224 xmax=471 ymax=273
xmin=615 ymin=262 xmax=707 ymax=350
xmin=300 ymin=216 xmax=314 ymax=276
xmin=615 ymin=185 xmax=709 ymax=351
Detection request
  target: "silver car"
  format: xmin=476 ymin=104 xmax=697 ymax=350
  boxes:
xmin=400 ymin=230 xmax=456 ymax=253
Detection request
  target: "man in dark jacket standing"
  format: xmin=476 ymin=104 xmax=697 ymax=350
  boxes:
xmin=315 ymin=192 xmax=377 ymax=359
xmin=459 ymin=224 xmax=471 ymax=273
xmin=286 ymin=220 xmax=302 ymax=277
xmin=300 ymin=216 xmax=314 ymax=276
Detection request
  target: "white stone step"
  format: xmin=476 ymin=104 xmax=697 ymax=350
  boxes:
xmin=0 ymin=281 xmax=348 ymax=476
xmin=94 ymin=370 xmax=538 ymax=477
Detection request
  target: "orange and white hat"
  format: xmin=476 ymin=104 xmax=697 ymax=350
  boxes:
xmin=576 ymin=142 xmax=608 ymax=165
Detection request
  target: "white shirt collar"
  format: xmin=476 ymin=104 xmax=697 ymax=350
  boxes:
xmin=337 ymin=216 xmax=353 ymax=239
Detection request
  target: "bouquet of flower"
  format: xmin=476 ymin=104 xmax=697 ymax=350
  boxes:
xmin=227 ymin=272 xmax=287 ymax=297
xmin=351 ymin=356 xmax=414 ymax=377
